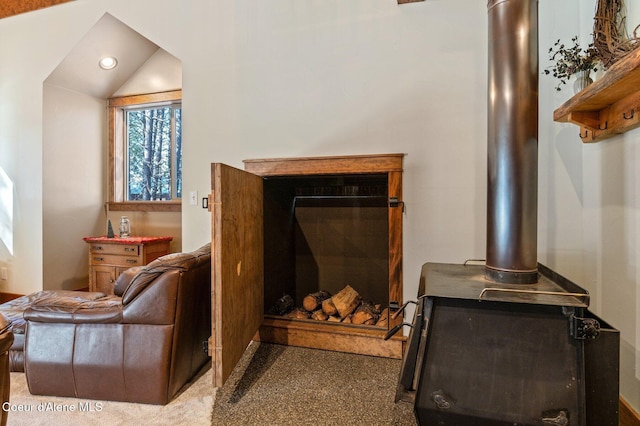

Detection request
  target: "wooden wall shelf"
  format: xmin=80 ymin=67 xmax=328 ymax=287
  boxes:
xmin=553 ymin=48 xmax=640 ymax=143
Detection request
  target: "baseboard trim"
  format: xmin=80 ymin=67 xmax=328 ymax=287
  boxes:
xmin=622 ymin=397 xmax=640 ymax=426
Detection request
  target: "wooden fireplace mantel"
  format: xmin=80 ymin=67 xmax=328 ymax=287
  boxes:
xmin=243 ymin=153 xmax=404 ymax=176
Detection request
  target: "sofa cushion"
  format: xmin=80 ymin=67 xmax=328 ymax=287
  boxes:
xmin=121 ymin=243 xmax=211 ymax=305
xmin=0 ymin=290 xmax=107 ymax=335
xmin=0 ymin=291 xmax=110 ymax=372
xmin=25 ymin=295 xmax=123 ymax=324
xmin=114 ymin=266 xmax=145 ymax=296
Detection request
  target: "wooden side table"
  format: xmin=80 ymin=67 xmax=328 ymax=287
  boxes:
xmin=83 ymin=236 xmax=173 ymax=295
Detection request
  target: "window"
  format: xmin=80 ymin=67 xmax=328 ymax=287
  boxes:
xmin=108 ymin=91 xmax=182 ymax=212
xmin=125 ymin=105 xmax=182 ymax=200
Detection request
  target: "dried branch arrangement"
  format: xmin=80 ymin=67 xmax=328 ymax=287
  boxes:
xmin=593 ymin=0 xmax=640 ymax=67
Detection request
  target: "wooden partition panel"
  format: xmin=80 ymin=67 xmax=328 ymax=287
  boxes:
xmin=211 ymin=163 xmax=263 ymax=388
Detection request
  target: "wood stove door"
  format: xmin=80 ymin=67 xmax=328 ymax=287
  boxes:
xmin=210 ymin=163 xmax=264 ymax=388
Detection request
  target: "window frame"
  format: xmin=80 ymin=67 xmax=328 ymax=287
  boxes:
xmin=108 ymin=90 xmax=182 ymax=212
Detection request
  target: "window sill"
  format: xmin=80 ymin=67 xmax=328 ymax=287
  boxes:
xmin=108 ymin=201 xmax=182 ymax=213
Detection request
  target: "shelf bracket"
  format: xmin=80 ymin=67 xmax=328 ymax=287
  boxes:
xmin=567 ymin=111 xmax=600 ymax=130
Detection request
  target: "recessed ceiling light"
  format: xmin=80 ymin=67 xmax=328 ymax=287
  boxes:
xmin=99 ymin=56 xmax=118 ymax=70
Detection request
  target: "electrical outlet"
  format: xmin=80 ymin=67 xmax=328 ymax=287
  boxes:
xmin=1 ymin=267 xmax=7 ymax=280
xmin=189 ymin=191 xmax=198 ymax=206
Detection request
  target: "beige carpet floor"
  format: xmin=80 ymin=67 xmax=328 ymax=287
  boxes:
xmin=4 ymin=342 xmax=417 ymax=425
xmin=6 ymin=364 xmax=213 ymax=426
xmin=211 ymin=342 xmax=417 ymax=425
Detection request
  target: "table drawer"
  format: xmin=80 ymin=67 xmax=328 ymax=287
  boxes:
xmin=90 ymin=244 xmax=139 ymax=256
xmin=90 ymin=254 xmax=141 ymax=267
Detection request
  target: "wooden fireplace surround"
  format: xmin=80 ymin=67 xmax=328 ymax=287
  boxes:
xmin=244 ymin=153 xmax=406 ymax=359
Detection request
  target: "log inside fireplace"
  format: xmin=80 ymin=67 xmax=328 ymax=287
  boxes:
xmin=268 ymin=284 xmax=391 ymax=328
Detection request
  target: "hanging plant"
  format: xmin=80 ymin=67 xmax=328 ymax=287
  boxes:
xmin=543 ymin=36 xmax=600 ymax=91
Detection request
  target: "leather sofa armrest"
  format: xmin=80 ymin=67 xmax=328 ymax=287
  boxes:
xmin=0 ymin=313 xmax=12 ymax=352
xmin=24 ymin=297 xmax=123 ymax=324
xmin=114 ymin=266 xmax=145 ymax=296
xmin=0 ymin=313 xmax=10 ymax=334
xmin=0 ymin=331 xmax=13 ymax=353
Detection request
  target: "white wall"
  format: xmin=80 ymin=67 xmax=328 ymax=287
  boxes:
xmin=1 ymin=0 xmax=638 ymax=413
xmin=228 ymin=0 xmax=488 ymax=272
xmin=539 ymin=0 xmax=640 ymax=413
xmin=113 ymin=48 xmax=181 ymax=97
xmin=42 ymin=84 xmax=105 ymax=290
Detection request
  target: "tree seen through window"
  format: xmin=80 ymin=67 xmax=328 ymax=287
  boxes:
xmin=126 ymin=105 xmax=181 ymax=201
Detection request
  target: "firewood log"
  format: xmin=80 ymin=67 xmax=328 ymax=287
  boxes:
xmin=322 ymin=298 xmax=338 ymax=316
xmin=331 ymin=285 xmax=362 ymax=319
xmin=376 ymin=308 xmax=390 ymax=328
xmin=327 ymin=315 xmax=341 ymax=322
xmin=351 ymin=300 xmax=380 ymax=325
xmin=342 ymin=315 xmax=352 ymax=324
xmin=287 ymin=308 xmax=310 ymax=320
xmin=311 ymin=309 xmax=329 ymax=321
xmin=303 ymin=290 xmax=332 ymax=312
xmin=267 ymin=294 xmax=295 ymax=316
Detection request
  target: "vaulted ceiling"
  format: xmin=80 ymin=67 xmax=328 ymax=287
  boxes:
xmin=45 ymin=13 xmax=163 ymax=99
xmin=0 ymin=0 xmax=73 ymax=20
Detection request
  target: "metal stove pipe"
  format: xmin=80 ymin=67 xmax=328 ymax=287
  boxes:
xmin=486 ymin=0 xmax=539 ymax=284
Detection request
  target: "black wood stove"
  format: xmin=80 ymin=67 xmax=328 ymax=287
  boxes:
xmin=392 ymin=262 xmax=619 ymax=425
xmin=389 ymin=1 xmax=621 ymax=424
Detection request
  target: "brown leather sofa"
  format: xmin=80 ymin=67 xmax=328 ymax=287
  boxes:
xmin=0 ymin=290 xmax=109 ymax=372
xmin=0 ymin=313 xmax=13 ymax=426
xmin=23 ymin=244 xmax=211 ymax=405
